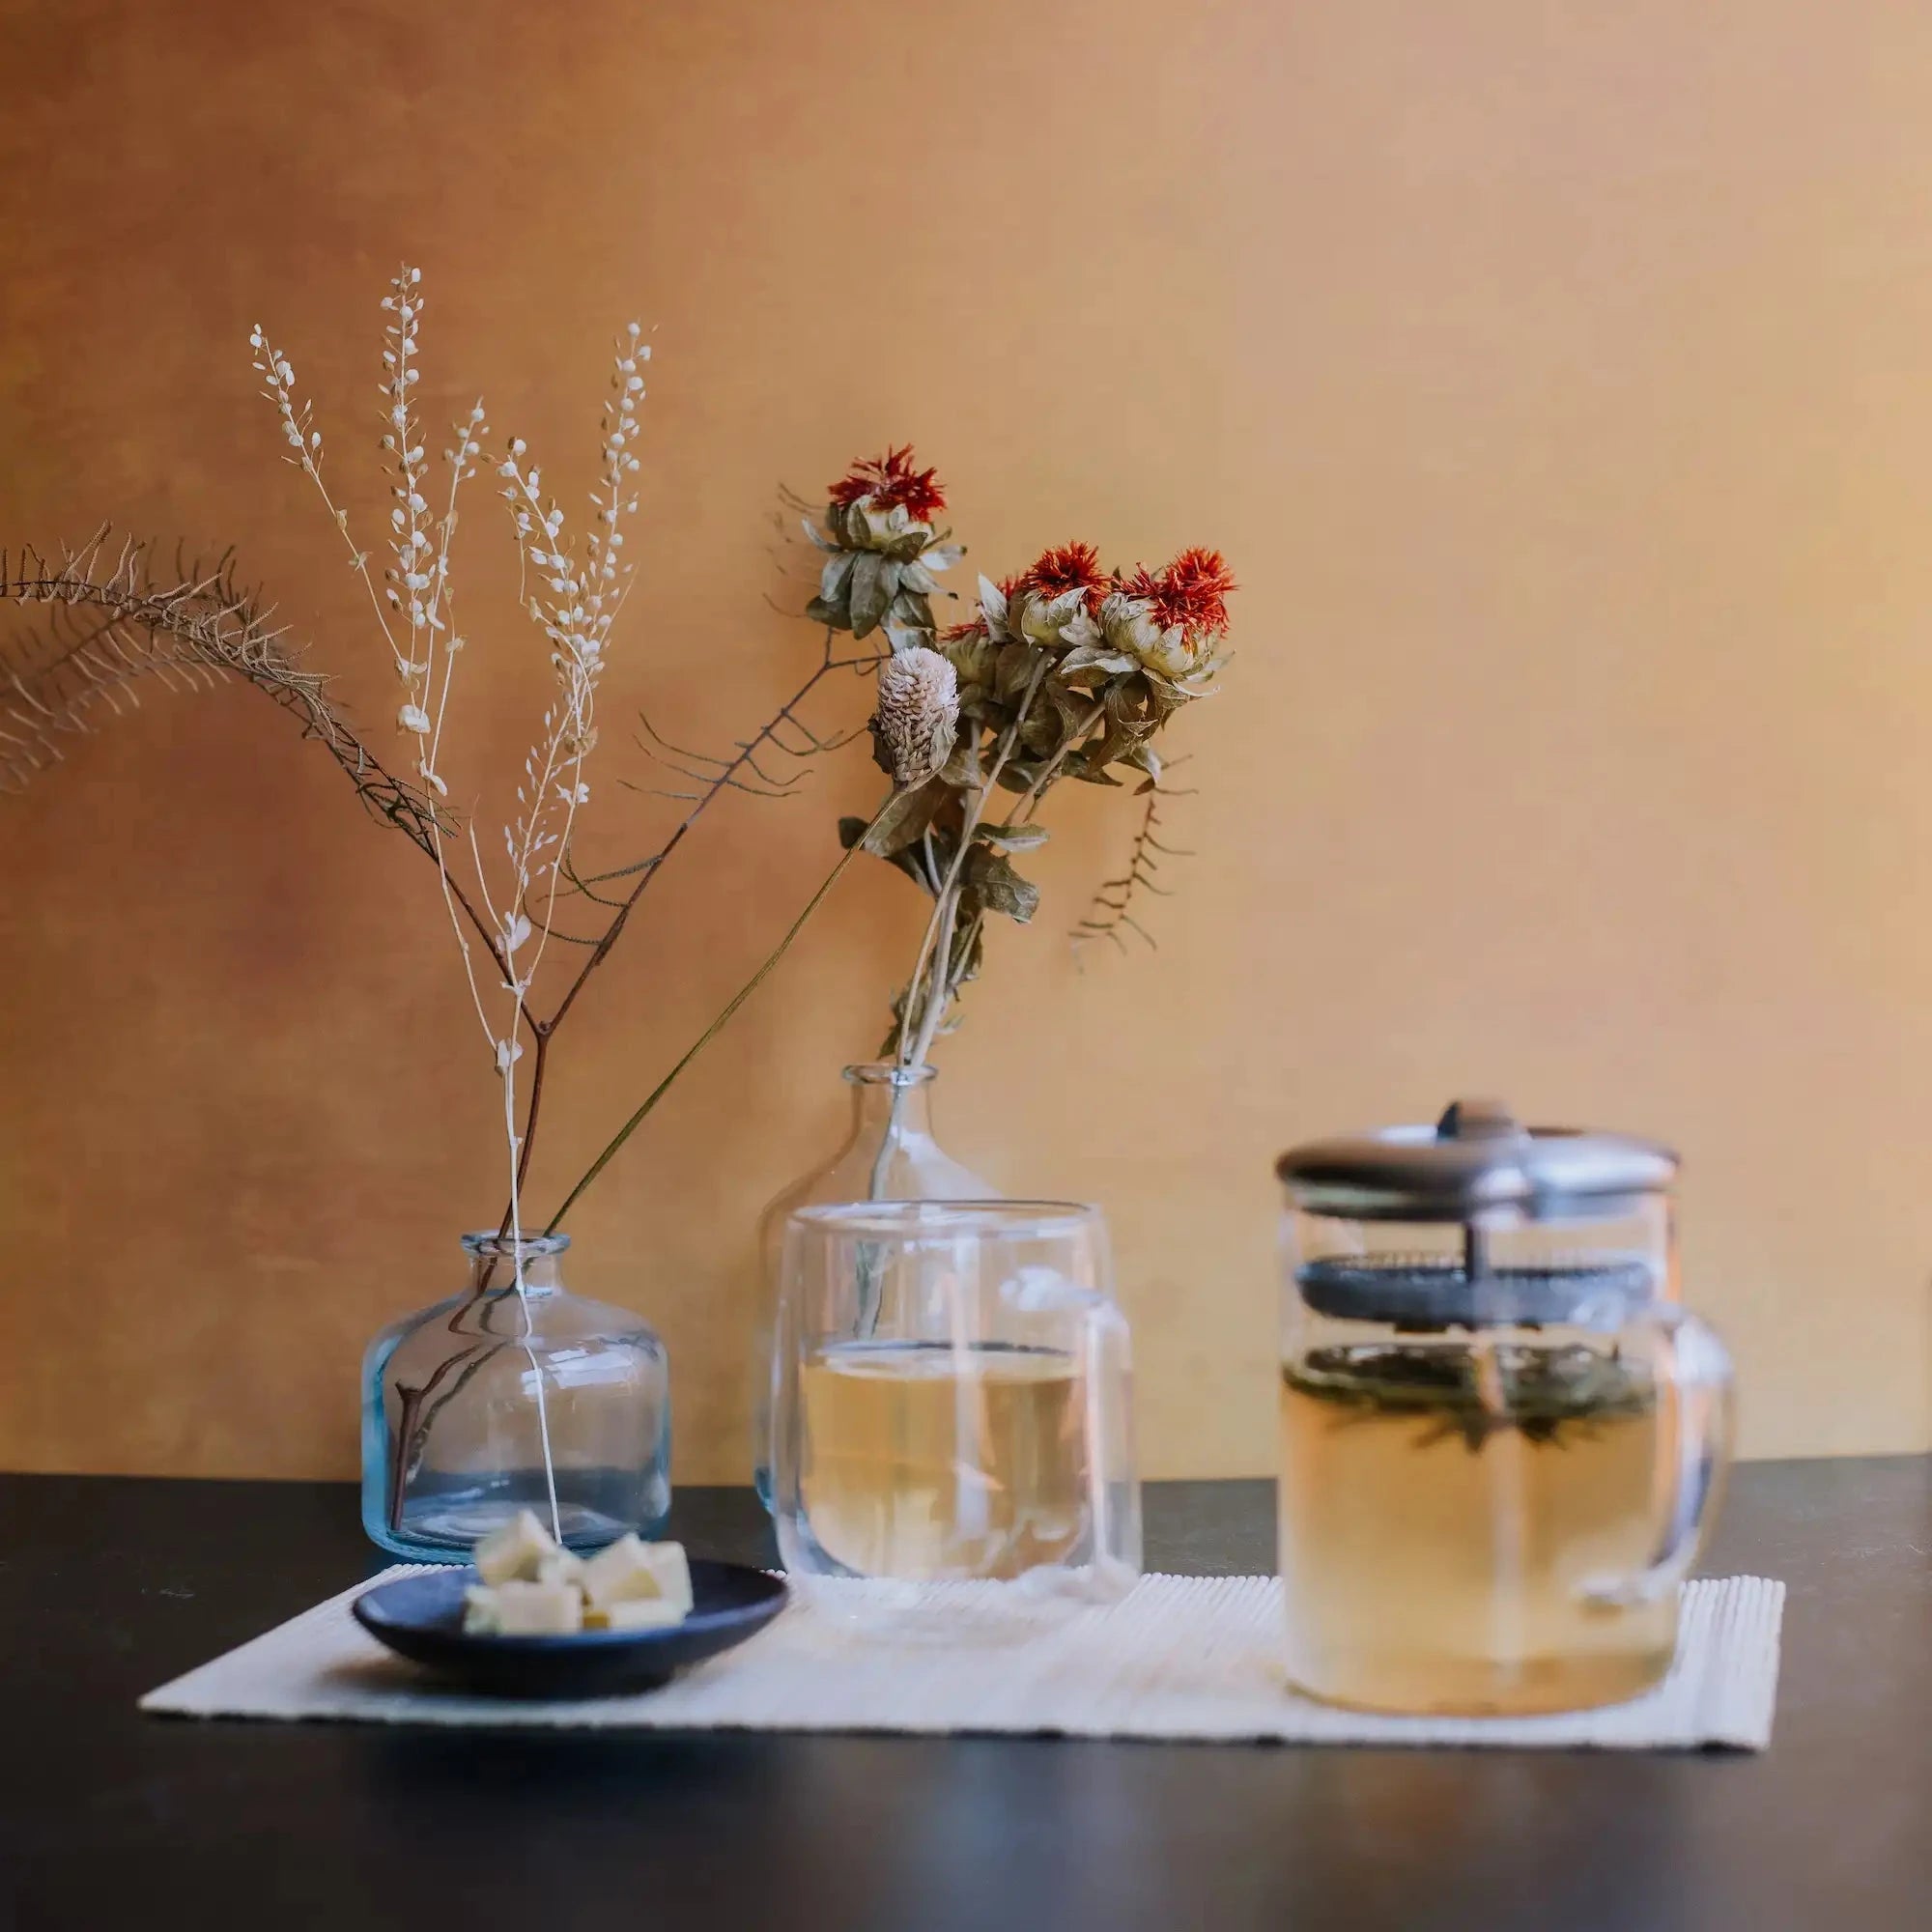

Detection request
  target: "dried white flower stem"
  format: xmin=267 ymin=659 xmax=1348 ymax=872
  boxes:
xmin=249 ymin=293 xmax=513 ymax=1050
xmin=479 ymin=331 xmax=643 ymax=1533
xmin=249 ymin=278 xmax=650 ymax=1543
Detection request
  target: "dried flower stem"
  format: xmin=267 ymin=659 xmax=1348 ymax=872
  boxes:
xmin=896 ymin=658 xmax=1050 ymax=1074
xmin=854 ymin=661 xmax=1050 ymax=1207
xmin=895 ymin=696 xmax=1110 ymax=1048
xmin=546 ymin=789 xmax=894 ymax=1232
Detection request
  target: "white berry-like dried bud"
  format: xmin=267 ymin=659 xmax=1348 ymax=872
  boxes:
xmin=870 ymin=645 xmax=959 ymax=788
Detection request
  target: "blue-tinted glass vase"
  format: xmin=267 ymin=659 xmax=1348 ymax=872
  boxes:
xmin=361 ymin=1231 xmax=670 ymax=1561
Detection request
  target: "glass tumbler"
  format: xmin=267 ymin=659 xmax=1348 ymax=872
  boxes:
xmin=771 ymin=1201 xmax=1141 ymax=1615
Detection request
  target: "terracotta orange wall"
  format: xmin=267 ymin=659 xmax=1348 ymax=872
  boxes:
xmin=3 ymin=0 xmax=1929 ymax=1479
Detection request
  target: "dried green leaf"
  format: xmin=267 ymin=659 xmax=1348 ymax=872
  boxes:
xmin=860 ymin=777 xmax=946 ymax=855
xmin=939 ymin=733 xmax=983 ymax=788
xmin=890 ymin=590 xmax=935 ymax=633
xmin=979 ymin=821 xmax=1049 ymax=852
xmin=819 ymin=551 xmax=856 ymax=604
xmin=848 ymin=553 xmax=889 ymax=638
xmin=1060 ymin=644 xmax=1137 ymax=678
xmin=994 ymin=640 xmax=1037 ymax=701
xmin=842 ymin=813 xmax=940 ymax=893
xmin=966 ymin=847 xmax=1040 ymax=923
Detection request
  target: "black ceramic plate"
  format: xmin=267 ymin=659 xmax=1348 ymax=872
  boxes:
xmin=353 ymin=1560 xmax=787 ymax=1698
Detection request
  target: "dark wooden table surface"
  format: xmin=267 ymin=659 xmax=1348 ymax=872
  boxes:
xmin=2 ymin=1459 xmax=1927 ymax=1931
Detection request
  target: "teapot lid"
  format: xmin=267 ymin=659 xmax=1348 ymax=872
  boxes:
xmin=1275 ymin=1097 xmax=1678 ymax=1222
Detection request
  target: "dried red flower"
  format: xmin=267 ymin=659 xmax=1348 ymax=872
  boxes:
xmin=828 ymin=445 xmax=947 ymax=522
xmin=1014 ymin=541 xmax=1110 ymax=610
xmin=1125 ymin=547 xmax=1236 ymax=638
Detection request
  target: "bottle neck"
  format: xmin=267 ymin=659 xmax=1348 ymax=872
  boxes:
xmin=844 ymin=1064 xmax=938 ymax=1151
xmin=463 ymin=1232 xmax=569 ymax=1297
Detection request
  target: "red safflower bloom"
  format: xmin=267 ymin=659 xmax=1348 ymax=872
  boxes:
xmin=827 ymin=445 xmax=947 ymax=522
xmin=1013 ymin=541 xmax=1110 ymax=611
xmin=1125 ymin=547 xmax=1236 ymax=638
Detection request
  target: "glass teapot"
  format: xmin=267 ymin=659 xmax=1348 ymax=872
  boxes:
xmin=1275 ymin=1098 xmax=1734 ymax=1717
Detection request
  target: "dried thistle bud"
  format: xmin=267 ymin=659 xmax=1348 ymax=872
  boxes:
xmin=869 ymin=645 xmax=959 ymax=788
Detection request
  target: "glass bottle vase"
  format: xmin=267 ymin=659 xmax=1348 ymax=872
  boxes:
xmin=752 ymin=1062 xmax=996 ymax=1508
xmin=361 ymin=1231 xmax=671 ymax=1561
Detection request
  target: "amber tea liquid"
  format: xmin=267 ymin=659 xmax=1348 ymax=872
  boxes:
xmin=799 ymin=1340 xmax=1088 ymax=1580
xmin=1278 ymin=1346 xmax=1675 ymax=1715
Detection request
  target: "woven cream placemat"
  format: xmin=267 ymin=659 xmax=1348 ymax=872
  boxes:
xmin=140 ymin=1568 xmax=1784 ymax=1750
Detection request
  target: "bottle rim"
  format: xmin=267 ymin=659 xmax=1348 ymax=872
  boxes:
xmin=842 ymin=1061 xmax=939 ymax=1089
xmin=460 ymin=1230 xmax=572 ymax=1260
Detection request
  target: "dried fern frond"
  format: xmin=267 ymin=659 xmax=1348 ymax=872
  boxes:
xmin=1070 ymin=781 xmax=1197 ymax=962
xmin=1 ymin=530 xmax=441 ymax=852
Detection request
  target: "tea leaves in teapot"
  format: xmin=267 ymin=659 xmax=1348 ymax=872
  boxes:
xmin=1285 ymin=1343 xmax=1654 ymax=1453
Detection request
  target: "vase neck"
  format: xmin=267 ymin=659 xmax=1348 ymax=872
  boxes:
xmin=463 ymin=1229 xmax=569 ymax=1295
xmin=843 ymin=1062 xmax=938 ymax=1149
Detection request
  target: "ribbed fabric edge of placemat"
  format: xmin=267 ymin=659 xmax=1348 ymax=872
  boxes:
xmin=140 ymin=1571 xmax=1785 ymax=1751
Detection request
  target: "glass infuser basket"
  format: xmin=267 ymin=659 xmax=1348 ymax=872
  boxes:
xmin=1275 ymin=1098 xmax=1734 ymax=1717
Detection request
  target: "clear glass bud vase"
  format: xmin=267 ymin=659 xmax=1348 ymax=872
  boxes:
xmin=752 ymin=1063 xmax=996 ymax=1508
xmin=361 ymin=1231 xmax=671 ymax=1561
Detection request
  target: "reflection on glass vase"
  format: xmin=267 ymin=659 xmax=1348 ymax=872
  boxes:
xmin=752 ymin=1063 xmax=995 ymax=1509
xmin=361 ymin=1231 xmax=671 ymax=1561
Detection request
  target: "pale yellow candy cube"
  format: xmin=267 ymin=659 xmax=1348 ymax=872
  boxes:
xmin=581 ymin=1535 xmax=693 ymax=1616
xmin=472 ymin=1509 xmax=559 ymax=1586
xmin=595 ymin=1597 xmax=687 ymax=1632
xmin=462 ymin=1584 xmax=504 ymax=1634
xmin=537 ymin=1548 xmax=586 ymax=1590
xmin=464 ymin=1578 xmax=583 ymax=1635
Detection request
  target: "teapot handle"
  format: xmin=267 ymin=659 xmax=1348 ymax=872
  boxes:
xmin=1578 ymin=1304 xmax=1736 ymax=1610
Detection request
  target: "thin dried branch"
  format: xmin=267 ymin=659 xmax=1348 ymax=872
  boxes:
xmin=541 ymin=645 xmax=847 ymax=1031
xmin=554 ymin=625 xmax=855 ymax=913
xmin=0 ymin=532 xmax=442 ymax=851
xmin=631 ymin=702 xmax=811 ymax=799
xmin=1 ymin=528 xmax=537 ymax=1041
